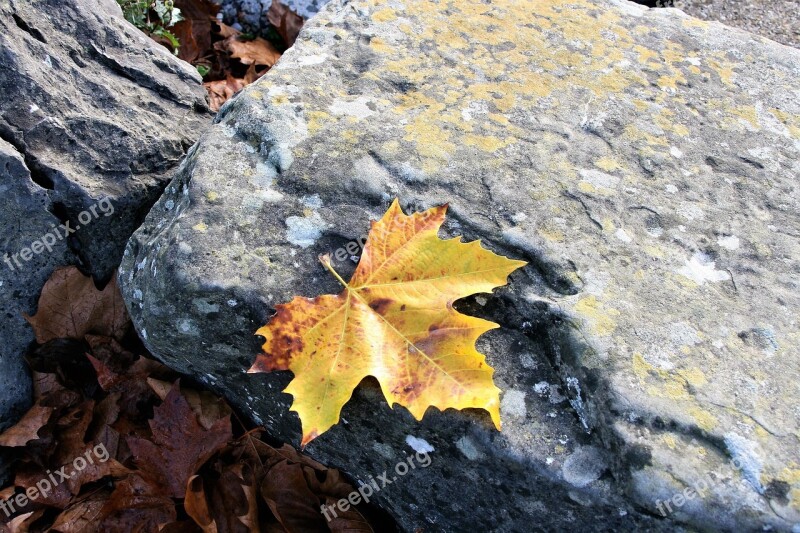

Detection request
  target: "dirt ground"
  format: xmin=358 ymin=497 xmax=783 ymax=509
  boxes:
xmin=674 ymin=0 xmax=799 ymax=48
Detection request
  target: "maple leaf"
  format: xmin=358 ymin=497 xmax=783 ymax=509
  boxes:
xmin=0 ymin=404 xmax=54 ymax=447
xmin=172 ymin=0 xmax=219 ymax=63
xmin=185 ymin=464 xmax=260 ymax=533
xmin=148 ymin=377 xmax=232 ymax=430
xmin=224 ymin=36 xmax=281 ymax=67
xmin=204 ymin=74 xmax=247 ymax=112
xmin=267 ymin=1 xmax=304 ymax=48
xmin=126 ymin=383 xmax=232 ymax=498
xmin=249 ymin=199 xmax=526 ymax=445
xmin=5 ymin=260 xmax=368 ymax=530
xmin=23 ymin=266 xmax=128 ymax=344
xmin=261 ymin=459 xmax=372 ymax=532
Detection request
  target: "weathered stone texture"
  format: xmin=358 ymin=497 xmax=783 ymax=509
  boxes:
xmin=0 ymin=0 xmax=209 ymax=436
xmin=121 ymin=0 xmax=800 ymax=530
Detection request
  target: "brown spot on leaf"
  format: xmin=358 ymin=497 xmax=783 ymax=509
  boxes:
xmin=368 ymin=298 xmax=393 ymax=314
xmin=282 ymin=335 xmax=303 ymax=353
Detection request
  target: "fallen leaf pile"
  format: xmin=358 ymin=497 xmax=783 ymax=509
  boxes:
xmin=0 ymin=267 xmax=376 ymax=532
xmin=166 ymin=0 xmax=304 ymax=111
xmin=250 ymin=200 xmax=526 ymax=445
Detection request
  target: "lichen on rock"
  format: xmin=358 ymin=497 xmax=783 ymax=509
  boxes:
xmin=121 ymin=0 xmax=800 ymax=530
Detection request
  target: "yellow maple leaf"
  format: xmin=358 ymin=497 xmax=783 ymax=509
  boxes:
xmin=249 ymin=199 xmax=526 ymax=445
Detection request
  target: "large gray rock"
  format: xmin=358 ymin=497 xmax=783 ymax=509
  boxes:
xmin=0 ymin=0 xmax=210 ymax=282
xmin=0 ymin=0 xmax=209 ymax=431
xmin=0 ymin=139 xmax=69 ymax=429
xmin=121 ymin=0 xmax=800 ymax=530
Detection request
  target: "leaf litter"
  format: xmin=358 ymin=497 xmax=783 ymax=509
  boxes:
xmin=163 ymin=0 xmax=305 ymax=111
xmin=1 ymin=266 xmax=378 ymax=532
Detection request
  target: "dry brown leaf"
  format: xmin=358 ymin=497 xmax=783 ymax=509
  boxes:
xmin=267 ymin=443 xmax=327 ymax=471
xmin=159 ymin=522 xmax=205 ymax=533
xmin=32 ymin=371 xmax=62 ymax=399
xmin=216 ymin=464 xmax=259 ymax=533
xmin=147 ymin=378 xmax=232 ymax=430
xmin=260 ymin=460 xmax=331 ymax=533
xmin=126 ymin=384 xmax=232 ymax=498
xmin=49 ymin=491 xmax=110 ymax=532
xmin=225 ymin=36 xmax=281 ymax=67
xmin=203 ymin=75 xmax=246 ymax=112
xmin=54 ymin=400 xmax=93 ymax=454
xmin=95 ymin=474 xmax=177 ymax=531
xmin=231 ymin=464 xmax=260 ymax=532
xmin=14 ymin=467 xmax=73 ymax=508
xmin=23 ymin=266 xmax=128 ymax=343
xmin=185 ymin=464 xmax=255 ymax=533
xmin=267 ymin=1 xmax=304 ymax=47
xmin=172 ymin=0 xmax=219 ymax=63
xmin=216 ymin=21 xmax=239 ymax=39
xmin=3 ymin=259 xmax=375 ymax=531
xmin=65 ymin=444 xmax=131 ymax=496
xmin=243 ymin=64 xmax=265 ymax=85
xmin=86 ymin=335 xmax=167 ymax=383
xmin=6 ymin=510 xmax=44 ymax=533
xmin=310 ymin=469 xmax=373 ymax=532
xmin=184 ymin=476 xmax=217 ymax=533
xmin=0 ymin=404 xmax=54 ymax=447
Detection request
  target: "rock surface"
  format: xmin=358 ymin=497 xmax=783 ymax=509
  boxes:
xmin=0 ymin=0 xmax=209 ymax=282
xmin=675 ymin=0 xmax=800 ymax=49
xmin=0 ymin=0 xmax=209 ymax=431
xmin=0 ymin=139 xmax=69 ymax=431
xmin=121 ymin=0 xmax=800 ymax=530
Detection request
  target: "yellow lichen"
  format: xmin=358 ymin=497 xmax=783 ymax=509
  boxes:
xmin=341 ymin=129 xmax=362 ymax=144
xmin=595 ymin=156 xmax=622 ymax=171
xmin=729 ymin=105 xmax=761 ymax=129
xmin=643 ymin=245 xmax=664 ymax=258
xmin=306 ymin=110 xmax=331 ymax=134
xmin=707 ymin=58 xmax=734 ymax=85
xmin=464 ymin=134 xmax=512 ymax=152
xmin=677 ymin=367 xmax=707 ymax=387
xmin=768 ymin=108 xmax=800 ymax=138
xmin=657 ymin=73 xmax=687 ymax=91
xmin=371 ymin=8 xmax=397 ymax=23
xmin=403 ymin=120 xmax=454 ymax=161
xmin=538 ymin=227 xmax=565 ymax=243
xmin=575 ymin=295 xmax=619 ymax=336
xmin=688 ymin=407 xmax=717 ymax=431
xmin=633 ymin=352 xmax=655 ymax=378
xmin=381 ymin=139 xmax=400 ymax=154
xmin=369 ymin=36 xmax=393 ymax=54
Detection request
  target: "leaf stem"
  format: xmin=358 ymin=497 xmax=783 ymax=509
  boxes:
xmin=319 ymin=254 xmax=349 ymax=288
